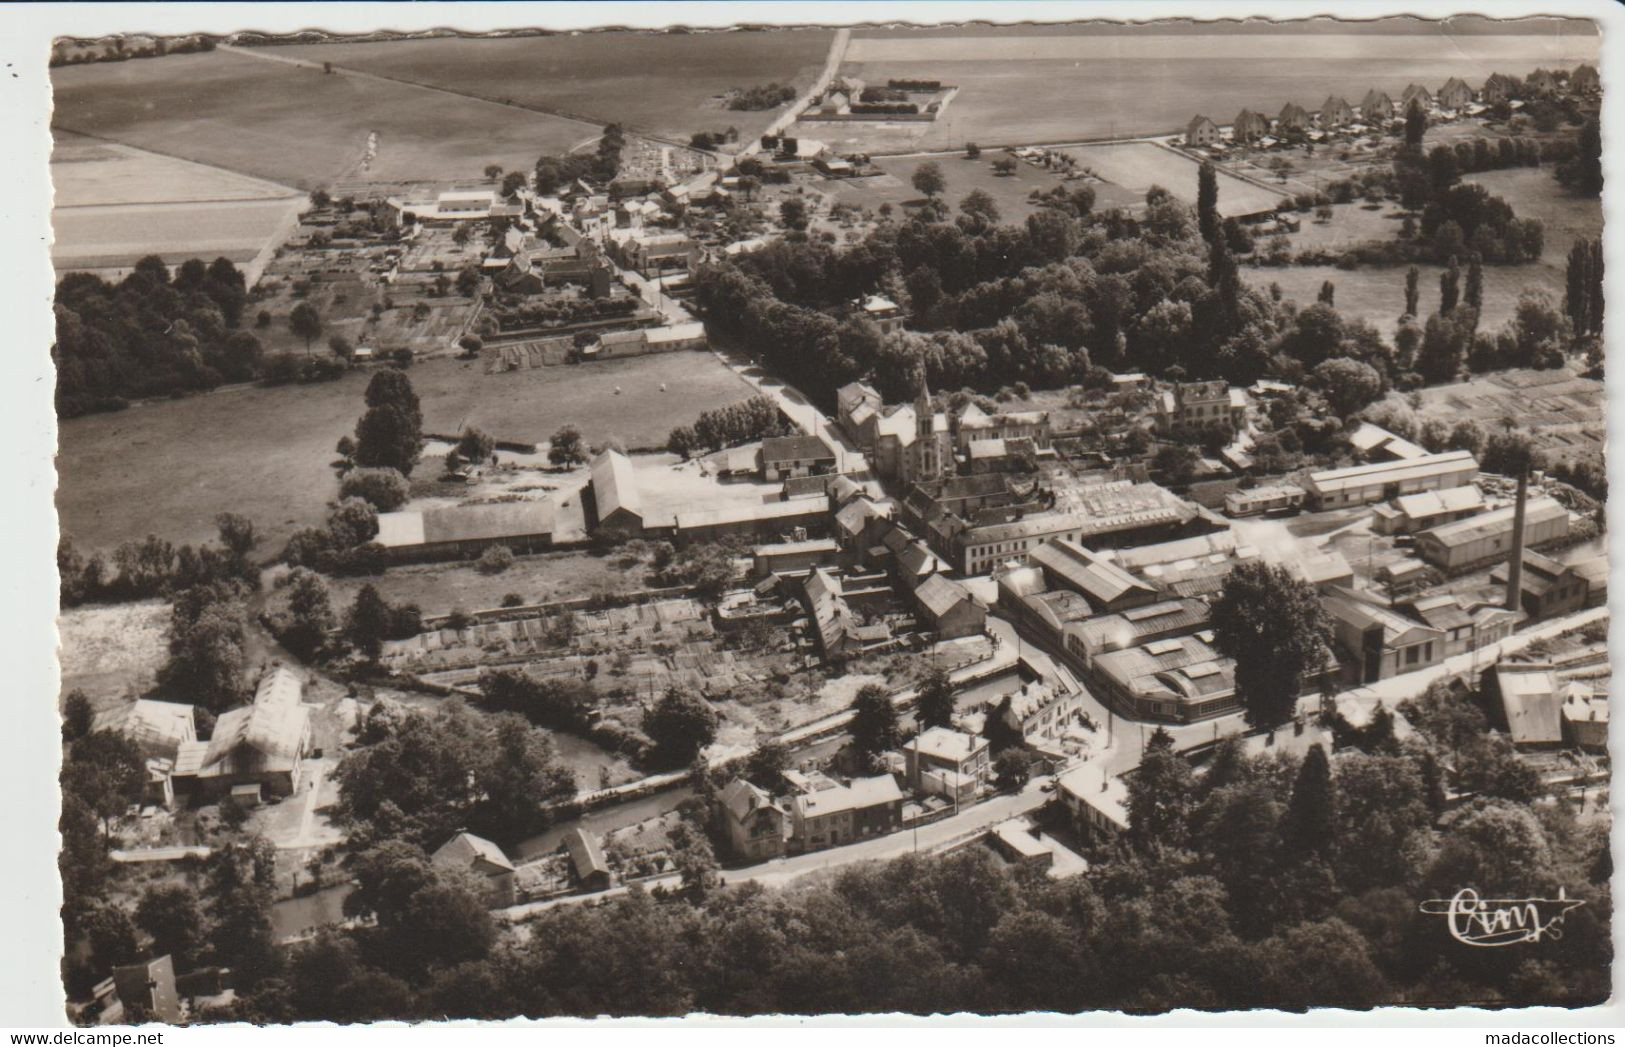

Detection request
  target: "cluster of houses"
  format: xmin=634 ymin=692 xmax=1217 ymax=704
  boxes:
xmin=429 ymin=825 xmax=615 ymax=910
xmin=1184 ymin=64 xmax=1601 ymax=150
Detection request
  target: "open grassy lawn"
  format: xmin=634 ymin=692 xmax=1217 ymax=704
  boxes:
xmin=52 ymin=198 xmax=303 ymax=274
xmin=57 ymin=600 xmax=170 ymax=701
xmin=266 ymin=28 xmax=833 ymax=144
xmin=51 ymin=49 xmax=592 ymax=188
xmin=1245 ymin=169 xmax=1600 ymax=335
xmin=57 ymin=350 xmax=755 ymax=554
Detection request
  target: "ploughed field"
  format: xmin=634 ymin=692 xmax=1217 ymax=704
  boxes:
xmin=813 ymin=26 xmax=1597 ymax=153
xmin=263 ymin=28 xmax=835 ymax=144
xmin=56 ymin=351 xmax=757 ymax=554
xmin=50 ymin=48 xmax=594 ymax=188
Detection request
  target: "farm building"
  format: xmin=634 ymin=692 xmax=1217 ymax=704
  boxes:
xmin=1301 ymin=451 xmax=1479 ymax=509
xmin=586 ymin=449 xmax=644 ymax=536
xmin=432 ymin=832 xmax=517 ymax=908
xmin=1360 ymin=89 xmax=1395 ymax=121
xmin=1571 ymin=63 xmax=1600 ymax=95
xmin=1320 ymin=95 xmax=1355 ymax=127
xmin=673 ymin=494 xmax=830 ymax=545
xmin=862 ymin=295 xmax=907 ymax=334
xmin=175 ymin=665 xmax=311 ymax=802
xmin=1370 ymin=485 xmax=1486 ymax=535
xmin=1437 ymin=77 xmax=1475 ymax=109
xmin=760 ymin=433 xmax=836 ymax=481
xmin=92 ymin=699 xmax=197 ymax=762
xmin=1185 ymin=115 xmax=1219 ymax=146
xmin=1224 ymin=484 xmax=1306 ymax=517
xmin=912 ymin=573 xmax=985 ymax=640
xmin=375 ymin=500 xmax=557 ymax=562
xmin=752 ymin=537 xmax=840 ymax=578
xmin=1490 ymin=550 xmax=1592 ymax=620
xmin=1233 ymin=108 xmax=1269 ymax=142
xmin=580 ymin=322 xmax=709 ymax=361
xmin=1413 ymin=497 xmax=1569 ymax=571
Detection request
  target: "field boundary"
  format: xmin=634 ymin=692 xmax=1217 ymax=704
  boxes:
xmin=50 ymin=125 xmax=305 ymax=198
xmin=221 ymin=42 xmax=705 ymax=155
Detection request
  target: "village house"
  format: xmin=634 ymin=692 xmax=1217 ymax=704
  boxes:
xmin=1319 ymin=95 xmax=1355 ymax=127
xmin=1480 ymin=72 xmax=1518 ymax=104
xmin=861 ymin=294 xmax=907 ymax=335
xmin=954 ymin=403 xmax=1053 ymax=451
xmin=911 ymin=572 xmax=986 ymax=640
xmin=1233 ymin=108 xmax=1270 ymax=142
xmin=789 ymin=774 xmax=905 ymax=852
xmin=1360 ymin=88 xmax=1396 ymax=122
xmin=1401 ymin=83 xmax=1433 ymax=111
xmin=1185 ymin=114 xmax=1220 ymax=146
xmin=1570 ymin=63 xmax=1600 ymax=96
xmin=759 ymin=433 xmax=837 ymax=481
xmin=1275 ymin=101 xmax=1311 ymax=132
xmin=1487 ymin=664 xmax=1564 ymax=748
xmin=1437 ymin=77 xmax=1474 ymax=109
xmin=905 ymin=727 xmax=992 ymax=803
xmin=87 ymin=955 xmax=182 ymax=1025
xmin=752 ymin=537 xmax=840 ymax=579
xmin=432 ymin=832 xmax=518 ymax=907
xmin=563 ymin=827 xmax=612 ymax=891
xmin=1057 ymin=763 xmax=1129 ymax=839
xmin=1524 ymin=68 xmax=1559 ymax=97
xmin=1155 ymin=380 xmax=1245 ymax=433
xmin=993 ymin=680 xmax=1083 ymax=744
xmin=718 ymin=778 xmax=789 ymax=860
xmin=174 ymin=665 xmax=311 ymax=802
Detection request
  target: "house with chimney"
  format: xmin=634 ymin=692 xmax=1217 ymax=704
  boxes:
xmin=718 ymin=778 xmax=789 ymax=860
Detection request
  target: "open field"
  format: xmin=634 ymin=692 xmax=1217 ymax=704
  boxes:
xmin=52 ymin=198 xmax=304 ymax=278
xmin=1059 ymin=142 xmax=1287 ymax=216
xmin=323 ymin=548 xmax=638 ymax=619
xmin=831 ymin=28 xmax=1597 ymax=152
xmin=263 ymin=28 xmax=834 ymax=144
xmin=57 ymin=600 xmax=170 ymax=700
xmin=52 ymin=132 xmax=298 ymax=206
xmin=51 ymin=49 xmax=593 ymax=188
xmin=1245 ymin=168 xmax=1601 ymax=334
xmin=57 ymin=350 xmax=757 ymax=554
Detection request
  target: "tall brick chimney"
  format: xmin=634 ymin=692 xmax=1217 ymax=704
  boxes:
xmin=1504 ymin=467 xmax=1529 ymax=612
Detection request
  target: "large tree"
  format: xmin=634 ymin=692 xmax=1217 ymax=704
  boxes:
xmin=914 ymin=664 xmax=956 ymax=731
xmin=1280 ymin=744 xmax=1336 ymax=859
xmin=1125 ymin=728 xmax=1196 ymax=852
xmin=642 ymin=688 xmax=718 ymax=770
xmin=1196 ymin=161 xmax=1219 ymax=244
xmin=289 ymin=302 xmax=324 ymax=354
xmin=911 ymin=161 xmax=946 ymax=201
xmin=849 ymin=684 xmax=901 ymax=762
xmin=1210 ymin=562 xmax=1331 ymax=731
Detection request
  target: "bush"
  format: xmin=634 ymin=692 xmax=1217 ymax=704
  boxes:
xmin=477 ymin=544 xmax=515 ymax=575
xmin=340 ymin=468 xmax=410 ymax=512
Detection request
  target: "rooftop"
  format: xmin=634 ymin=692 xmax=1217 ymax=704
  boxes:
xmin=1306 ymin=451 xmax=1477 ymax=494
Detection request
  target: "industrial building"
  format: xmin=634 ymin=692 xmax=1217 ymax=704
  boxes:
xmin=1301 ymin=451 xmax=1479 ymax=509
xmin=1413 ymin=497 xmax=1569 ymax=571
xmin=375 ymin=500 xmax=557 ymax=563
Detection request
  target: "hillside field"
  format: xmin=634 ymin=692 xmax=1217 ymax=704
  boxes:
xmin=264 ymin=28 xmax=834 ymax=144
xmin=50 ymin=48 xmax=595 ymax=188
xmin=56 ymin=351 xmax=757 ymax=554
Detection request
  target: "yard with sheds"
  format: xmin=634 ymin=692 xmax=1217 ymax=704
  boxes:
xmin=1242 ymin=166 xmax=1601 ymax=333
xmin=263 ymin=28 xmax=835 ymax=145
xmin=56 ymin=350 xmax=758 ymax=554
xmin=50 ymin=48 xmax=591 ymax=189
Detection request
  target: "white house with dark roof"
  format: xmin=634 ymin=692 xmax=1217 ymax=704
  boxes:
xmin=432 ymin=831 xmax=517 ymax=907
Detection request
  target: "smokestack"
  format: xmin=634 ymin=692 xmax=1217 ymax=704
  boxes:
xmin=1505 ymin=468 xmax=1529 ymax=612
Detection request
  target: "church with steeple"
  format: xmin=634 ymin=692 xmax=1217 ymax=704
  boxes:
xmin=902 ymin=367 xmax=952 ymax=486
